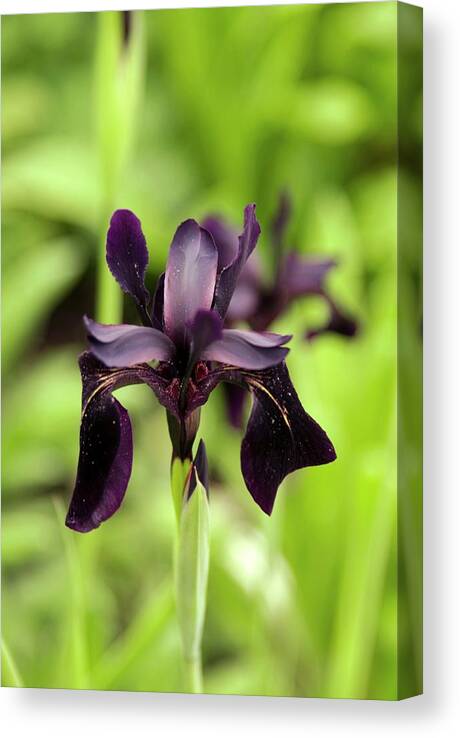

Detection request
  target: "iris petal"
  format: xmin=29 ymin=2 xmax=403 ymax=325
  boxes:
xmin=66 ymin=354 xmax=134 ymax=533
xmin=213 ymin=204 xmax=261 ymax=319
xmin=188 ymin=309 xmax=223 ymax=362
xmin=226 ymin=279 xmax=260 ymax=323
xmin=241 ymin=362 xmax=336 ymax=513
xmin=66 ymin=390 xmax=133 ymax=533
xmin=163 ymin=220 xmax=218 ymax=347
xmin=187 ymin=362 xmax=336 ymax=514
xmin=306 ymin=302 xmax=359 ymax=341
xmin=202 ymin=328 xmax=290 ymax=370
xmin=278 ymin=253 xmax=337 ymax=297
xmin=84 ymin=316 xmax=175 ymax=367
xmin=151 ymin=272 xmax=165 ymax=330
xmin=106 ymin=210 xmax=151 ymax=311
xmin=201 ymin=216 xmax=239 ymax=271
xmin=66 ymin=353 xmax=181 ymax=532
xmin=223 ymin=383 xmax=247 ymax=429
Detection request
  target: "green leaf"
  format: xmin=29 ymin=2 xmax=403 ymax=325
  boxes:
xmin=90 ymin=581 xmax=174 ymax=690
xmin=175 ymin=479 xmax=210 ymax=664
xmin=53 ymin=498 xmax=89 ymax=690
xmin=94 ymin=10 xmax=145 ymax=323
xmin=2 ymin=348 xmax=81 ymax=491
xmin=94 ymin=11 xmax=145 ymax=201
xmin=1 ymin=638 xmax=24 ymax=687
xmin=286 ymin=78 xmax=375 ymax=145
xmin=2 ymin=139 xmax=101 ymax=229
xmin=1 ymin=239 xmax=85 ymax=372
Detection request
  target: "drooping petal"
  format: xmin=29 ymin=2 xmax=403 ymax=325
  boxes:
xmin=66 ymin=389 xmax=133 ymax=533
xmin=186 ymin=362 xmax=336 ymax=514
xmin=106 ymin=210 xmax=151 ymax=311
xmin=213 ymin=204 xmax=261 ymax=319
xmin=202 ymin=328 xmax=291 ymax=370
xmin=241 ymin=362 xmax=336 ymax=514
xmin=278 ymin=252 xmax=337 ymax=298
xmin=66 ymin=353 xmax=181 ymax=533
xmin=163 ymin=220 xmax=218 ymax=346
xmin=84 ymin=316 xmax=175 ymax=367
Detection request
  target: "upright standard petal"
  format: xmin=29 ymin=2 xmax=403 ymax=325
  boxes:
xmin=213 ymin=204 xmax=261 ymax=319
xmin=84 ymin=316 xmax=175 ymax=367
xmin=163 ymin=220 xmax=218 ymax=346
xmin=241 ymin=363 xmax=336 ymax=514
xmin=66 ymin=353 xmax=181 ymax=533
xmin=106 ymin=210 xmax=151 ymax=312
xmin=202 ymin=329 xmax=291 ymax=370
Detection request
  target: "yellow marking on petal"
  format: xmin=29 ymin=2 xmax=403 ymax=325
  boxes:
xmin=246 ymin=378 xmax=291 ymax=432
xmin=81 ymin=366 xmax=146 ymax=417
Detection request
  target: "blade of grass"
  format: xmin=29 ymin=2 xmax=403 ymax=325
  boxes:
xmin=325 ymin=405 xmax=398 ymax=699
xmin=1 ymin=638 xmax=24 ymax=687
xmin=90 ymin=580 xmax=174 ymax=690
xmin=52 ymin=497 xmax=89 ymax=690
xmin=94 ymin=10 xmax=145 ymax=323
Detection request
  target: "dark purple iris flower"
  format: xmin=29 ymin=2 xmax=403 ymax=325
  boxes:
xmin=202 ymin=194 xmax=358 ymax=427
xmin=65 ymin=205 xmax=336 ymax=532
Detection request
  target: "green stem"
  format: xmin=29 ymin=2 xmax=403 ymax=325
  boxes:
xmin=183 ymin=656 xmax=203 ymax=694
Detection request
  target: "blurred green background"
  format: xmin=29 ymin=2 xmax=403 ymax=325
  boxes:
xmin=1 ymin=2 xmax=422 ymax=699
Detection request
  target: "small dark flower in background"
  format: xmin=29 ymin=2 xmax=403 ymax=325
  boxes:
xmin=203 ymin=192 xmax=358 ymax=338
xmin=66 ymin=205 xmax=336 ymax=532
xmin=202 ymin=193 xmax=359 ymax=427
